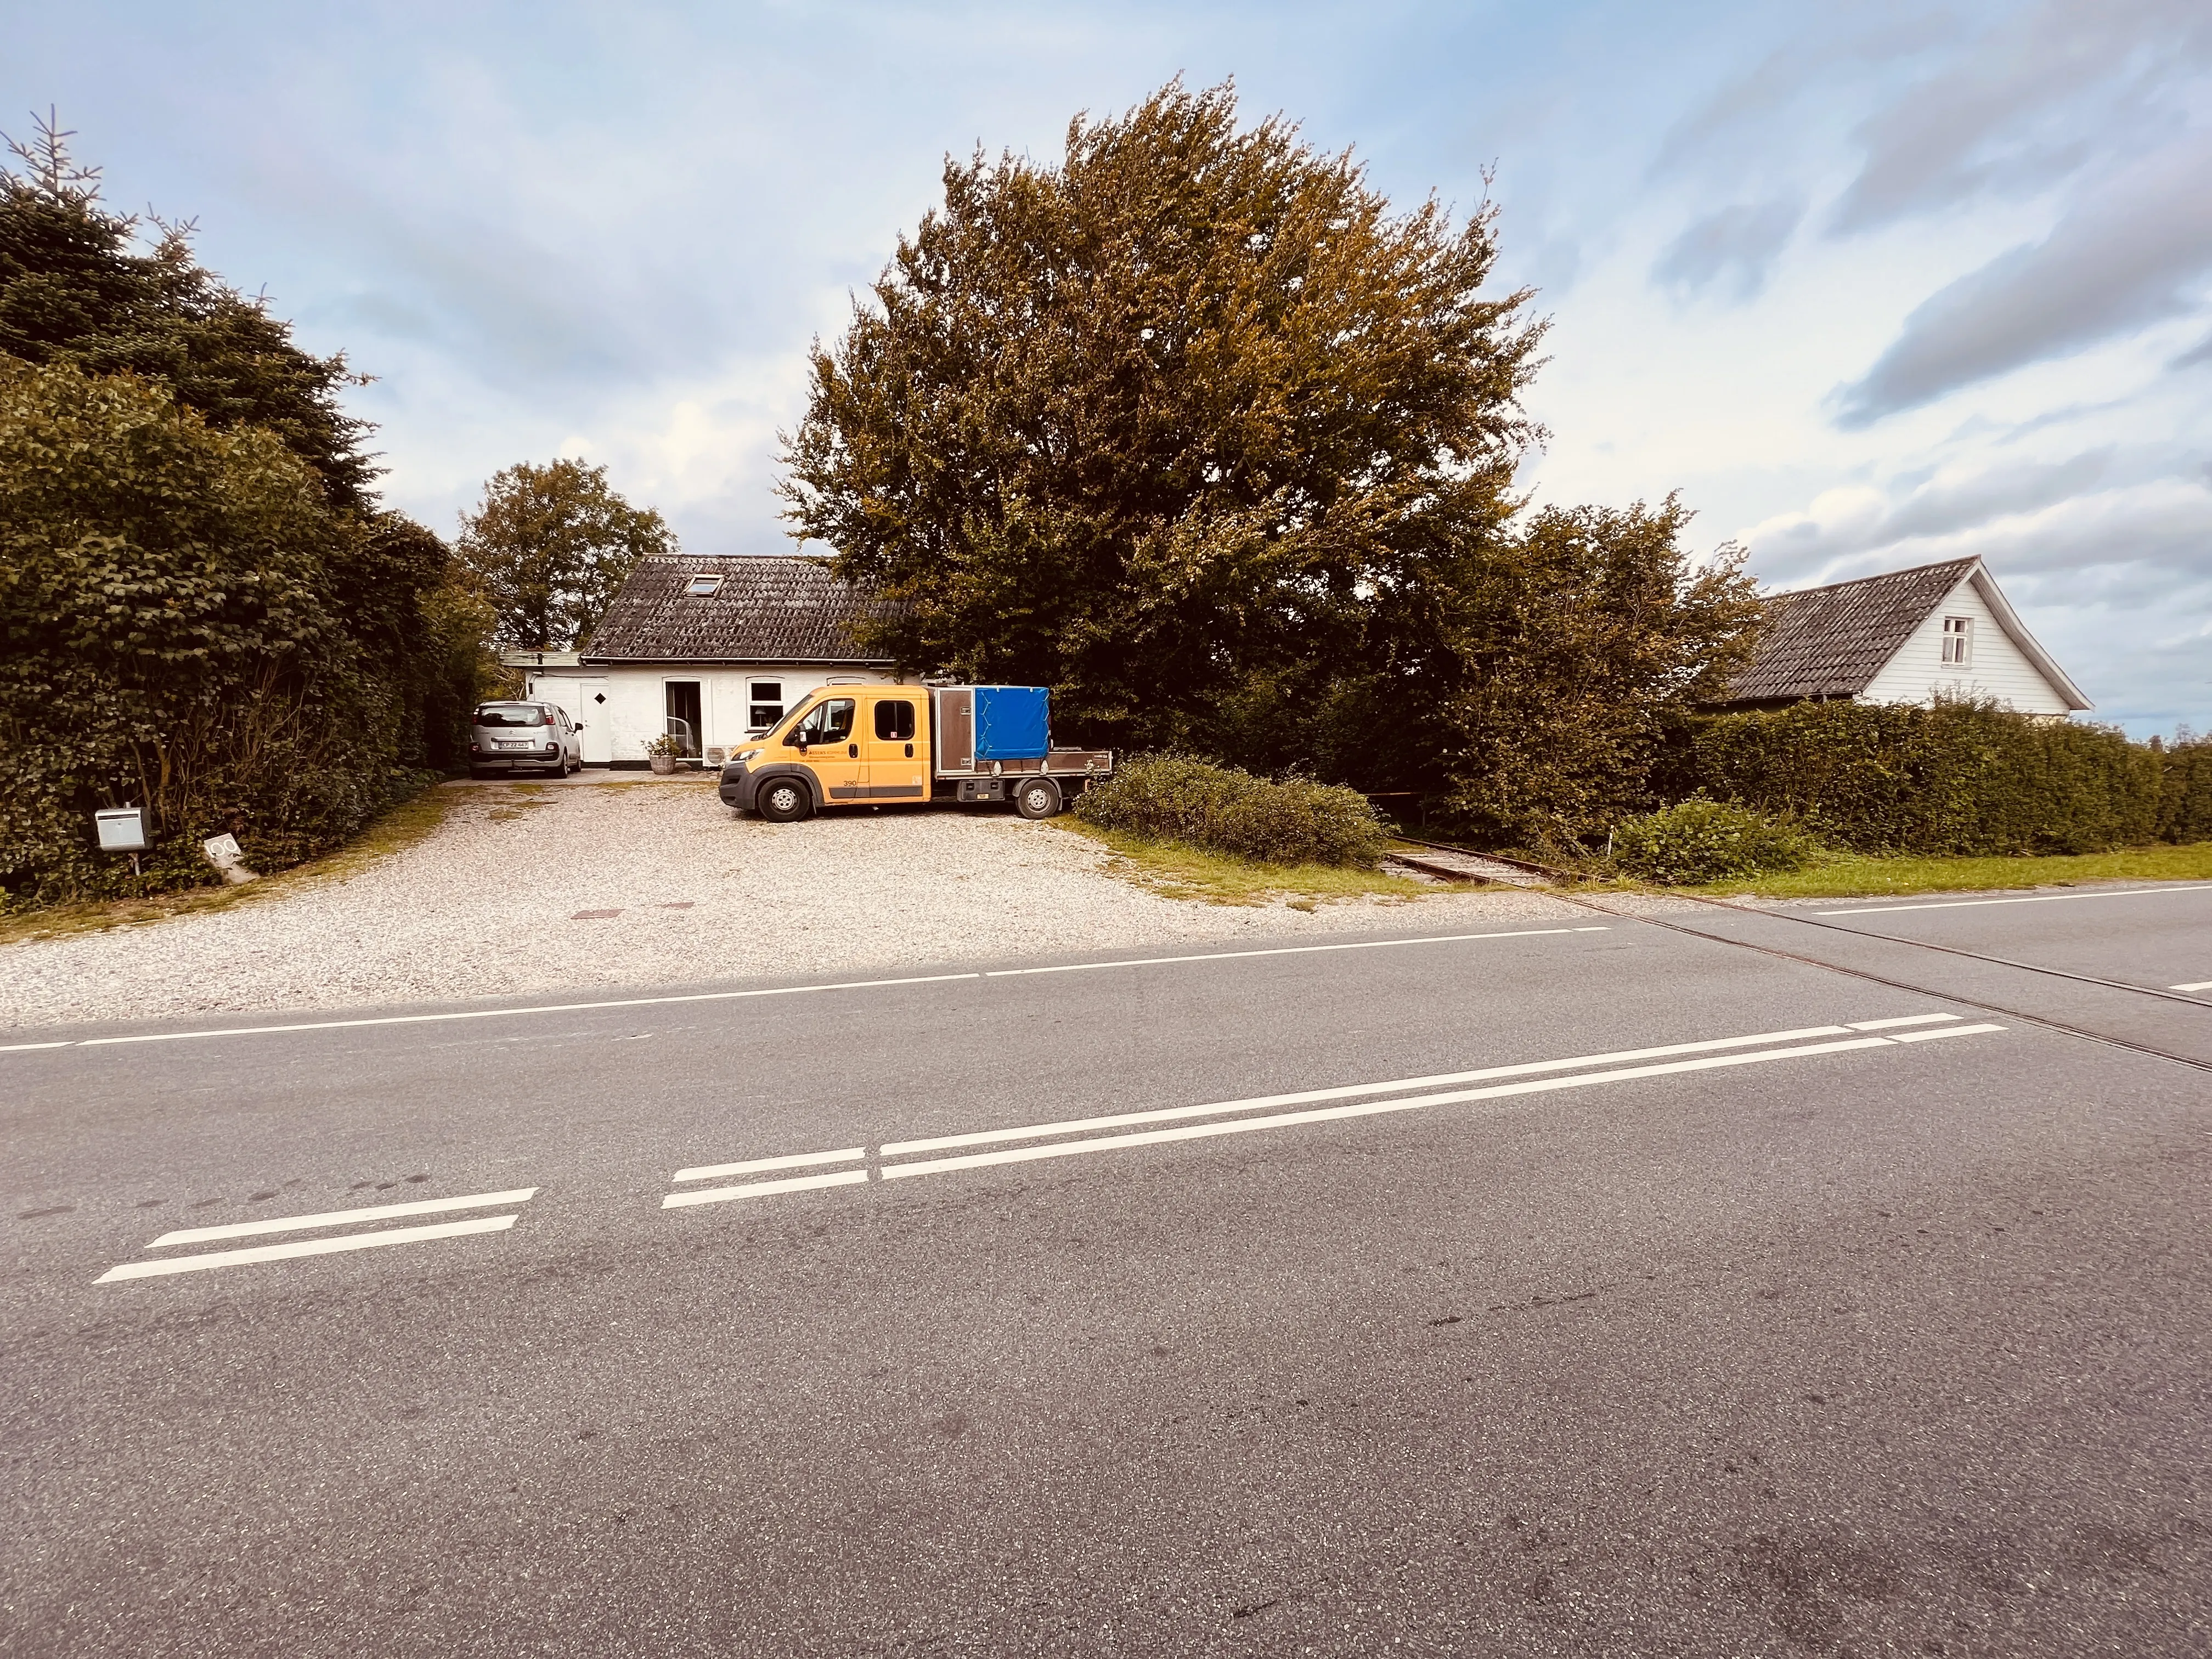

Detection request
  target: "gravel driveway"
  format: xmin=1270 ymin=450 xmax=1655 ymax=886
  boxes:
xmin=1 ymin=780 xmax=1569 ymax=1030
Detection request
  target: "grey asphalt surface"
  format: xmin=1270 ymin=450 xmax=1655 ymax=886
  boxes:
xmin=4 ymin=887 xmax=2210 ymax=1656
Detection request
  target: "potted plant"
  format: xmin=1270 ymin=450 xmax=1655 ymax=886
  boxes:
xmin=645 ymin=733 xmax=685 ymax=775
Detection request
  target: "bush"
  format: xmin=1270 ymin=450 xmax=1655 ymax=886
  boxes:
xmin=1075 ymin=753 xmax=1391 ymax=866
xmin=1610 ymin=799 xmax=1816 ymax=885
xmin=1664 ymin=700 xmax=2166 ymax=856
xmin=0 ymin=360 xmax=436 ymax=909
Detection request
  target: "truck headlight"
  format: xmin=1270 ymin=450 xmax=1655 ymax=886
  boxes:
xmin=735 ymin=747 xmax=763 ymax=764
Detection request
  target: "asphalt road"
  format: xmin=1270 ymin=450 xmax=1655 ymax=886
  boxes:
xmin=5 ymin=886 xmax=2210 ymax=1656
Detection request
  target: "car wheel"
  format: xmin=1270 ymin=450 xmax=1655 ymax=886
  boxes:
xmin=757 ymin=777 xmax=813 ymax=823
xmin=1014 ymin=777 xmax=1062 ymax=820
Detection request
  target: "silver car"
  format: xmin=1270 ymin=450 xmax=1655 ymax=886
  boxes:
xmin=467 ymin=701 xmax=583 ymax=777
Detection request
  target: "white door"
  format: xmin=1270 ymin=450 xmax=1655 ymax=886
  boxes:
xmin=534 ymin=677 xmax=612 ymax=763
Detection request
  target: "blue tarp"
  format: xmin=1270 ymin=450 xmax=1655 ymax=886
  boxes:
xmin=973 ymin=686 xmax=1051 ymax=760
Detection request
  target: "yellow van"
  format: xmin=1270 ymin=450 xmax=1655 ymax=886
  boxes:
xmin=717 ymin=685 xmax=1110 ymax=822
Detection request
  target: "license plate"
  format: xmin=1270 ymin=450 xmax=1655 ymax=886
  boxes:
xmin=495 ymin=740 xmax=532 ymax=749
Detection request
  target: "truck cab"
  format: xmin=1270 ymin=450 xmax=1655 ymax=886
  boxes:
xmin=717 ymin=684 xmax=1110 ymax=823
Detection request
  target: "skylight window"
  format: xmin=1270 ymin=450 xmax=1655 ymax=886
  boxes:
xmin=685 ymin=575 xmax=724 ymax=597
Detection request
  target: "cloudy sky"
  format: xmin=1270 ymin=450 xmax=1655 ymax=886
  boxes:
xmin=11 ymin=0 xmax=2211 ymax=732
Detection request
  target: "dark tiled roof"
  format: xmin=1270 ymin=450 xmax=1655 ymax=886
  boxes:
xmin=583 ymin=554 xmax=896 ymax=664
xmin=1721 ymin=557 xmax=1979 ymax=704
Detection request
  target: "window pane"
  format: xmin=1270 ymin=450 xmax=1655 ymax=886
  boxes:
xmin=821 ymin=699 xmax=854 ymax=741
xmin=750 ymin=681 xmax=782 ymax=702
xmin=874 ymin=699 xmax=916 ymax=741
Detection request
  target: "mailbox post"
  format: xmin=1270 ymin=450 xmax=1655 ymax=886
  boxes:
xmin=94 ymin=807 xmax=148 ymax=877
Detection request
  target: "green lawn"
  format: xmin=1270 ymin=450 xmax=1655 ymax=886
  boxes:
xmin=1056 ymin=820 xmax=1428 ymax=908
xmin=1688 ymin=842 xmax=2212 ymax=900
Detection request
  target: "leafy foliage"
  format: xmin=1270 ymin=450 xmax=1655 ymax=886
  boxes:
xmin=1320 ymin=497 xmax=1762 ymax=851
xmin=2155 ymin=730 xmax=2212 ymax=844
xmin=1609 ymin=799 xmax=1816 ymax=885
xmin=0 ymin=114 xmax=374 ymax=509
xmin=0 ymin=122 xmax=493 ymax=907
xmin=1666 ymin=700 xmax=2168 ymax=856
xmin=1074 ymin=753 xmax=1391 ymax=867
xmin=780 ymin=81 xmax=1759 ymax=847
xmin=0 ymin=360 xmax=428 ymax=904
xmin=457 ymin=459 xmax=675 ymax=651
xmin=781 ymin=80 xmax=1543 ymax=744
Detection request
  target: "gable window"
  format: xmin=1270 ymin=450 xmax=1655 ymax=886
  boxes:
xmin=747 ymin=680 xmax=784 ymax=732
xmin=1941 ymin=616 xmax=1973 ymax=665
xmin=684 ymin=574 xmax=724 ymax=597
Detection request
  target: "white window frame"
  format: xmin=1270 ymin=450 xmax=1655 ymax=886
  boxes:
xmin=684 ymin=574 xmax=724 ymax=597
xmin=1940 ymin=615 xmax=1973 ymax=666
xmin=747 ymin=679 xmax=786 ymax=734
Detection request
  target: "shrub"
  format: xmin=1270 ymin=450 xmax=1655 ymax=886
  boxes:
xmin=1664 ymin=700 xmax=2166 ymax=856
xmin=1075 ymin=753 xmax=1391 ymax=866
xmin=1611 ymin=799 xmax=1816 ymax=885
xmin=2158 ymin=731 xmax=2212 ymax=845
xmin=0 ymin=360 xmax=435 ymax=909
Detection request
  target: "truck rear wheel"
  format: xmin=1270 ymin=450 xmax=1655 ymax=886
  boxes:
xmin=1014 ymin=777 xmax=1063 ymax=820
xmin=757 ymin=777 xmax=813 ymax=823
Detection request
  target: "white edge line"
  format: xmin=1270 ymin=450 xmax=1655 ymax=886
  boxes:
xmin=2171 ymin=981 xmax=2212 ymax=993
xmin=1819 ymin=884 xmax=2212 ymax=916
xmin=148 ymin=1187 xmax=539 ymax=1249
xmin=882 ymin=1035 xmax=1932 ymax=1181
xmin=67 ymin=973 xmax=986 ymax=1049
xmin=1886 ymin=1022 xmax=2006 ymax=1043
xmin=662 ymin=1169 xmax=870 ymax=1208
xmin=877 ymin=1022 xmax=1861 ymax=1156
xmin=673 ymin=1148 xmax=865 ymax=1182
xmin=1846 ymin=1013 xmax=1961 ymax=1031
xmin=96 ymin=1214 xmax=518 ymax=1283
xmin=14 ymin=927 xmax=1615 ymax=1054
xmin=979 ymin=926 xmax=1605 ymax=977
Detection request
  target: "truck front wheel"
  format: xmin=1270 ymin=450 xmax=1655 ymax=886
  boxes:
xmin=1014 ymin=777 xmax=1063 ymax=820
xmin=757 ymin=777 xmax=813 ymax=823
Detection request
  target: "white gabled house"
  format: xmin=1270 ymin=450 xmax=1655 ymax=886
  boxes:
xmin=1714 ymin=556 xmax=2091 ymax=716
xmin=504 ymin=554 xmax=906 ymax=767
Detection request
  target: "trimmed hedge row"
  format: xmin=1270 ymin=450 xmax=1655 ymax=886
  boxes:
xmin=1662 ymin=701 xmax=2205 ymax=857
xmin=1075 ymin=753 xmax=1391 ymax=866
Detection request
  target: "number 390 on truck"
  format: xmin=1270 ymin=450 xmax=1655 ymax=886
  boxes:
xmin=718 ymin=684 xmax=1112 ymax=823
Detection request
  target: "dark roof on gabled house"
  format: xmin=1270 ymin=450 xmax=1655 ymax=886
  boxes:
xmin=582 ymin=554 xmax=897 ymax=665
xmin=1720 ymin=557 xmax=1982 ymax=703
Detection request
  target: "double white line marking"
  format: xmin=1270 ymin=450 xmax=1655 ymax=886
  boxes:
xmin=95 ymin=1188 xmax=538 ymax=1283
xmin=662 ymin=1012 xmax=2002 ymax=1209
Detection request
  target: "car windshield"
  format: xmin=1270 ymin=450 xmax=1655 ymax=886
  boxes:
xmin=475 ymin=705 xmax=548 ymax=727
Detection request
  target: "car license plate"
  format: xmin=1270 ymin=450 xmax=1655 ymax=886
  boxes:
xmin=496 ymin=740 xmax=532 ymax=749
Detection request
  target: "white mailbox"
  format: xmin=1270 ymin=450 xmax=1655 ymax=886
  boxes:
xmin=94 ymin=807 xmax=148 ymax=853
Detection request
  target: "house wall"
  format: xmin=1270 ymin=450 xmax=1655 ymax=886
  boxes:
xmin=1859 ymin=577 xmax=2074 ymax=715
xmin=524 ymin=664 xmax=899 ymax=764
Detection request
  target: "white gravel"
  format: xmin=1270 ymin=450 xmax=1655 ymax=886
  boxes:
xmin=0 ymin=778 xmax=1575 ymax=1031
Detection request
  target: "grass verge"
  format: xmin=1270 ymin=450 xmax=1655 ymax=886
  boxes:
xmin=1058 ymin=820 xmax=1431 ymax=908
xmin=0 ymin=785 xmax=462 ymax=947
xmin=1688 ymin=841 xmax=2212 ymax=900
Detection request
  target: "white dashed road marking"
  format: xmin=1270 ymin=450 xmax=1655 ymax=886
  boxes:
xmin=96 ymin=1214 xmax=522 ymax=1283
xmin=98 ymin=1189 xmax=538 ymax=1284
xmin=2172 ymin=980 xmax=2212 ymax=993
xmin=663 ymin=1013 xmax=1999 ymax=1211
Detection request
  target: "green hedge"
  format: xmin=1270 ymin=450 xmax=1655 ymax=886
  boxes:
xmin=1663 ymin=701 xmax=2176 ymax=856
xmin=1074 ymin=753 xmax=1391 ymax=866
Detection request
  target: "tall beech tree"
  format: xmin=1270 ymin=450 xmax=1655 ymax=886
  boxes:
xmin=456 ymin=459 xmax=675 ymax=651
xmin=780 ymin=81 xmax=1760 ymax=847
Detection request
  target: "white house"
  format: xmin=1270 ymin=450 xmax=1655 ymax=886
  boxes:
xmin=505 ymin=554 xmax=906 ymax=766
xmin=1715 ymin=556 xmax=2091 ymax=716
